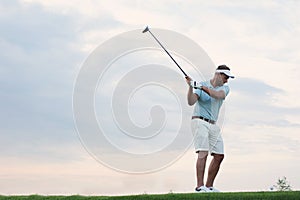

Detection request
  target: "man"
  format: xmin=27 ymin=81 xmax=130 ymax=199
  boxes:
xmin=186 ymin=64 xmax=234 ymax=192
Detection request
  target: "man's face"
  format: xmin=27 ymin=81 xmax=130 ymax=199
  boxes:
xmin=218 ymin=73 xmax=229 ymax=85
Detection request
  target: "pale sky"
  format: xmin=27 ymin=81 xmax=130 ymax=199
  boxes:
xmin=1 ymin=0 xmax=300 ymax=195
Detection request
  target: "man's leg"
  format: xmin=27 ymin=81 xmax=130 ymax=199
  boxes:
xmin=206 ymin=153 xmax=224 ymax=187
xmin=196 ymin=151 xmax=208 ymax=187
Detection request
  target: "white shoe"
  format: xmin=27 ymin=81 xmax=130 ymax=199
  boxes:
xmin=195 ymin=185 xmax=209 ymax=192
xmin=207 ymin=187 xmax=220 ymax=192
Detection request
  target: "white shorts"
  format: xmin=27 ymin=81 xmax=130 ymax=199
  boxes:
xmin=191 ymin=118 xmax=224 ymax=155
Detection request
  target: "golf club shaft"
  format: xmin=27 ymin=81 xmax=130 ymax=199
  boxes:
xmin=146 ymin=29 xmax=188 ymax=78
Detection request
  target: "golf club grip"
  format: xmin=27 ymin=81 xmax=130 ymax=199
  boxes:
xmin=148 ymin=30 xmax=188 ymax=77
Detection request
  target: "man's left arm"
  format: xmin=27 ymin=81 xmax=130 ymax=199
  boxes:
xmin=201 ymin=86 xmax=229 ymax=99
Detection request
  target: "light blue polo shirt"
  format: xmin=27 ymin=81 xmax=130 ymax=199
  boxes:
xmin=193 ymin=80 xmax=230 ymax=121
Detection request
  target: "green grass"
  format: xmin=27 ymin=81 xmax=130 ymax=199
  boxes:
xmin=0 ymin=191 xmax=299 ymax=200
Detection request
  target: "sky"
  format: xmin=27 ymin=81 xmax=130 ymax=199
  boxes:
xmin=1 ymin=0 xmax=300 ymax=195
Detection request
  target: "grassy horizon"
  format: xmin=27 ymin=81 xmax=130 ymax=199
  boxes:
xmin=1 ymin=191 xmax=300 ymax=200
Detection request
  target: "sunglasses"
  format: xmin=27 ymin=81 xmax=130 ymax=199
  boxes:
xmin=221 ymin=73 xmax=229 ymax=80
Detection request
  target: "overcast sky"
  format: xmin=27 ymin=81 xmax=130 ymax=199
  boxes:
xmin=1 ymin=0 xmax=300 ymax=195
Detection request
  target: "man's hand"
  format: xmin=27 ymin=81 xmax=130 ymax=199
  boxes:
xmin=186 ymin=76 xmax=199 ymax=105
xmin=190 ymin=81 xmax=202 ymax=89
xmin=186 ymin=76 xmax=202 ymax=89
xmin=185 ymin=76 xmax=192 ymax=86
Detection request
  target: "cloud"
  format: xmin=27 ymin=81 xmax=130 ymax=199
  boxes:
xmin=0 ymin=0 xmax=84 ymax=162
xmin=223 ymin=77 xmax=300 ymax=159
xmin=227 ymin=77 xmax=300 ymax=127
xmin=1 ymin=1 xmax=76 ymax=51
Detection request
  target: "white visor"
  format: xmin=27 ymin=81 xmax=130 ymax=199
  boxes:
xmin=216 ymin=69 xmax=235 ymax=78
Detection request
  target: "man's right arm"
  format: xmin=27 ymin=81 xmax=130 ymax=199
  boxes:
xmin=186 ymin=76 xmax=199 ymax=106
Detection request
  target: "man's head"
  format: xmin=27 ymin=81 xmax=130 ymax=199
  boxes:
xmin=214 ymin=65 xmax=234 ymax=85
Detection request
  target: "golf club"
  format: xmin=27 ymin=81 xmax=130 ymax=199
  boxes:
xmin=142 ymin=26 xmax=188 ymax=78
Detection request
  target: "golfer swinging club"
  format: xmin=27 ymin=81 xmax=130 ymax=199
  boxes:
xmin=186 ymin=64 xmax=234 ymax=192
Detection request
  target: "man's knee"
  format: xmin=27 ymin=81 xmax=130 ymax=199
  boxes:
xmin=213 ymin=154 xmax=224 ymax=163
xmin=197 ymin=151 xmax=209 ymax=159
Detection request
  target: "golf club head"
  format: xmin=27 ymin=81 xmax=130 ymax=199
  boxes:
xmin=142 ymin=26 xmax=149 ymax=33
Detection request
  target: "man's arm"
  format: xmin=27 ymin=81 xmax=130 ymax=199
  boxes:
xmin=201 ymin=86 xmax=226 ymax=99
xmin=186 ymin=76 xmax=199 ymax=106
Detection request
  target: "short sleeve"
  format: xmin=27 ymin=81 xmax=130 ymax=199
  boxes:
xmin=194 ymin=89 xmax=210 ymax=102
xmin=223 ymin=85 xmax=230 ymax=96
xmin=194 ymin=88 xmax=202 ymax=97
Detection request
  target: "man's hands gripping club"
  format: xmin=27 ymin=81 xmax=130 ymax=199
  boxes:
xmin=186 ymin=76 xmax=201 ymax=106
xmin=186 ymin=76 xmax=211 ymax=105
xmin=186 ymin=76 xmax=202 ymax=89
